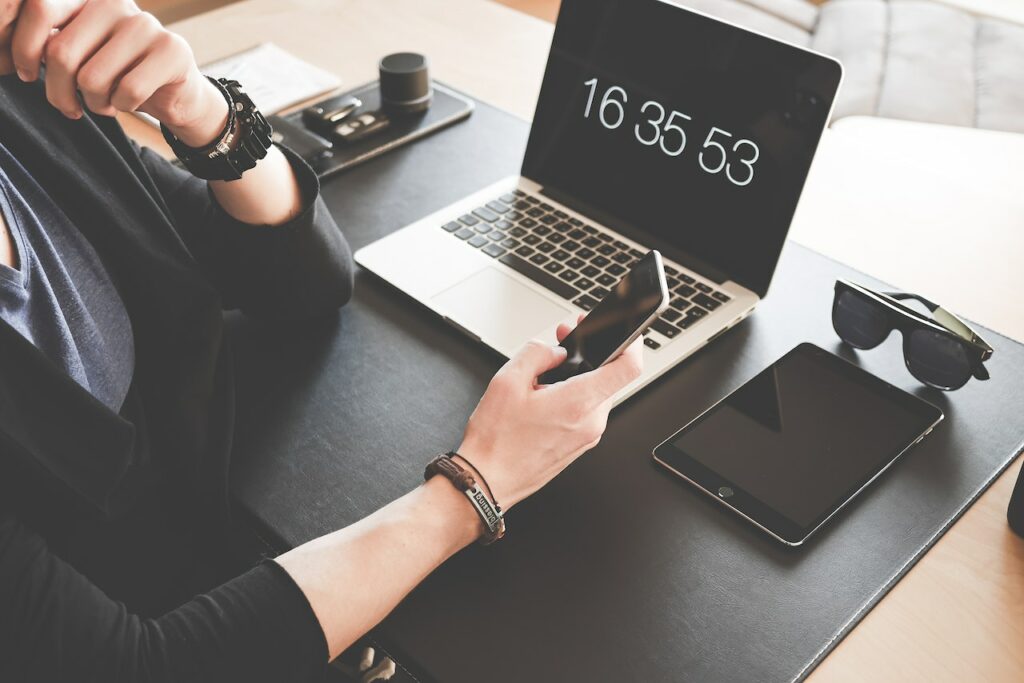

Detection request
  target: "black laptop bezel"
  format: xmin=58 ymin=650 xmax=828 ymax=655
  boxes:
xmin=521 ymin=0 xmax=844 ymax=298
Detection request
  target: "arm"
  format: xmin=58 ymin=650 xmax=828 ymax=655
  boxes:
xmin=3 ymin=0 xmax=352 ymax=318
xmin=278 ymin=325 xmax=644 ymax=659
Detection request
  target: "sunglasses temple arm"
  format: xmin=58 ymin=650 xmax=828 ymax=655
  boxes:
xmin=883 ymin=291 xmax=940 ymax=312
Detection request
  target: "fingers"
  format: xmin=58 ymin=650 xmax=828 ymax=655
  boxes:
xmin=563 ymin=336 xmax=644 ymax=407
xmin=11 ymin=0 xmax=81 ymax=82
xmin=111 ymin=31 xmax=192 ymax=115
xmin=502 ymin=340 xmax=567 ymax=384
xmin=76 ymin=11 xmax=158 ymax=115
xmin=555 ymin=313 xmax=586 ymax=344
xmin=44 ymin=2 xmax=133 ymax=117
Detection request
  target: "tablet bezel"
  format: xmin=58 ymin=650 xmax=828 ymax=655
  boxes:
xmin=652 ymin=343 xmax=944 ymax=546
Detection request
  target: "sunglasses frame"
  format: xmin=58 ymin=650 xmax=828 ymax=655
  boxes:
xmin=832 ymin=279 xmax=993 ymax=390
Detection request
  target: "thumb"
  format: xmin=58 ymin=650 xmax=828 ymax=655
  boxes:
xmin=503 ymin=340 xmax=567 ymax=383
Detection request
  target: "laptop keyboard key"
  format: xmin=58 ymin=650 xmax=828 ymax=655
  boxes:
xmin=474 ymin=223 xmax=493 ymax=234
xmin=509 ymin=226 xmax=527 ymax=238
xmin=670 ymin=298 xmax=691 ymax=311
xmin=500 ymin=237 xmax=520 ymax=249
xmin=676 ymin=284 xmax=696 ymax=298
xmin=696 ymin=282 xmax=713 ymax=293
xmin=575 ymin=277 xmax=594 ymax=290
xmin=607 ymin=264 xmax=626 ymax=276
xmin=613 ymin=240 xmax=629 ymax=250
xmin=551 ymin=249 xmax=570 ymax=261
xmin=523 ymin=234 xmax=541 ymax=245
xmin=544 ymin=261 xmax=564 ymax=274
xmin=559 ymin=270 xmax=579 ymax=283
xmin=582 ymin=236 xmax=601 ymax=248
xmin=613 ymin=252 xmax=631 ymax=264
xmin=598 ymin=244 xmax=616 ymax=256
xmin=662 ymin=308 xmax=682 ymax=322
xmin=468 ymin=235 xmax=488 ymax=248
xmin=529 ymin=253 xmax=549 ymax=266
xmin=515 ymin=245 xmax=535 ymax=258
xmin=590 ymin=286 xmax=610 ymax=299
xmin=495 ymin=219 xmax=514 ymax=231
xmin=482 ymin=243 xmax=506 ymax=258
xmin=548 ymin=233 xmax=566 ymax=244
xmin=568 ymin=229 xmax=588 ymax=240
xmin=692 ymin=293 xmax=721 ymax=310
xmin=566 ymin=257 xmax=586 ymax=270
xmin=561 ymin=240 xmax=580 ymax=252
xmin=537 ymin=242 xmax=556 ymax=253
xmin=540 ymin=214 xmax=559 ymax=225
xmin=500 ymin=193 xmax=518 ymax=204
xmin=574 ymin=294 xmax=598 ymax=311
xmin=644 ymin=337 xmax=661 ymax=350
xmin=487 ymin=200 xmax=510 ymax=214
xmin=596 ymin=273 xmax=617 ymax=287
xmin=527 ymin=207 xmax=545 ymax=218
xmin=575 ymin=248 xmax=595 ymax=260
xmin=554 ymin=222 xmax=573 ymax=233
xmin=443 ymin=221 xmax=461 ymax=232
xmin=581 ymin=265 xmax=600 ymax=278
xmin=487 ymin=231 xmax=504 ymax=241
xmin=629 ymin=248 xmax=645 ymax=258
xmin=680 ymin=274 xmax=695 ymax=284
xmin=712 ymin=291 xmax=731 ymax=303
xmin=473 ymin=207 xmax=500 ymax=222
xmin=498 ymin=254 xmax=578 ymax=300
xmin=651 ymin=319 xmax=680 ymax=338
xmin=591 ymin=255 xmax=611 ymax=268
xmin=454 ymin=228 xmax=474 ymax=240
xmin=533 ymin=225 xmax=551 ymax=236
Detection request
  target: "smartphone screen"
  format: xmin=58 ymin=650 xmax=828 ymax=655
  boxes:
xmin=540 ymin=251 xmax=668 ymax=384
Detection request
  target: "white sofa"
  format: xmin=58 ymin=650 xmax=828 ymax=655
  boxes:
xmin=679 ymin=0 xmax=1024 ymax=133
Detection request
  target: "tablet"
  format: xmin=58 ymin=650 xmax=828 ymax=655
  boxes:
xmin=653 ymin=343 xmax=943 ymax=545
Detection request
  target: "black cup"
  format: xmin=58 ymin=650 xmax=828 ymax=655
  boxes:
xmin=379 ymin=52 xmax=432 ymax=115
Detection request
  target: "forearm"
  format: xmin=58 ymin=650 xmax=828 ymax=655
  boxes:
xmin=275 ymin=476 xmax=481 ymax=660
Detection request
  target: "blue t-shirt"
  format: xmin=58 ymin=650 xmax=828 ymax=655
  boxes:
xmin=0 ymin=142 xmax=134 ymax=411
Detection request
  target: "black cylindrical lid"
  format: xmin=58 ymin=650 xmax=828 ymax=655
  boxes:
xmin=379 ymin=52 xmax=432 ymax=113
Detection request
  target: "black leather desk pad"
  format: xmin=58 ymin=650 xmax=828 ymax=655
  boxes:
xmin=227 ymin=97 xmax=1024 ymax=682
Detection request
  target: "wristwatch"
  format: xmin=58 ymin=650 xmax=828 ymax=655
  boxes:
xmin=161 ymin=77 xmax=273 ymax=181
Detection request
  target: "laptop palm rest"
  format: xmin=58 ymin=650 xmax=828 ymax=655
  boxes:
xmin=431 ymin=267 xmax=570 ymax=352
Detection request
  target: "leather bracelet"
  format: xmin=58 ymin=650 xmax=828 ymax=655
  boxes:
xmin=449 ymin=451 xmax=497 ymax=506
xmin=424 ymin=454 xmax=505 ymax=544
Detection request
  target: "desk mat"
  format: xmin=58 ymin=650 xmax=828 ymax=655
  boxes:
xmin=227 ymin=95 xmax=1024 ymax=682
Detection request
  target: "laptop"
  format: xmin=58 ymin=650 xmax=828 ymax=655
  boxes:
xmin=356 ymin=0 xmax=842 ymax=402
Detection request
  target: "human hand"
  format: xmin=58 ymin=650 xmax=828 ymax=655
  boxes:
xmin=0 ymin=0 xmax=227 ymax=146
xmin=458 ymin=317 xmax=643 ymax=509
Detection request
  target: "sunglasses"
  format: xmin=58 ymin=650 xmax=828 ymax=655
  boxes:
xmin=831 ymin=280 xmax=993 ymax=390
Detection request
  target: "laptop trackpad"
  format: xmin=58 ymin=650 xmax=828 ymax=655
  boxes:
xmin=432 ymin=267 xmax=570 ymax=348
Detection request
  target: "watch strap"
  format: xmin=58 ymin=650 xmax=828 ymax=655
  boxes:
xmin=161 ymin=77 xmax=272 ymax=181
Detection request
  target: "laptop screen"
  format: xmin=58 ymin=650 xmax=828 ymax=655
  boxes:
xmin=521 ymin=0 xmax=841 ymax=297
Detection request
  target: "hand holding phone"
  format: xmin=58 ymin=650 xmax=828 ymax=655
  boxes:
xmin=540 ymin=251 xmax=669 ymax=385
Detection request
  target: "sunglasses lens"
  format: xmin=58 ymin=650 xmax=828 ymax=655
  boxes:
xmin=833 ymin=290 xmax=890 ymax=348
xmin=906 ymin=328 xmax=972 ymax=390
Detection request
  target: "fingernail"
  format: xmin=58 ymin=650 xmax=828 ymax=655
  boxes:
xmin=16 ymin=68 xmax=30 ymax=82
xmin=66 ymin=109 xmax=82 ymax=120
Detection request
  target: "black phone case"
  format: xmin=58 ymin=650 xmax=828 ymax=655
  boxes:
xmin=277 ymin=81 xmax=473 ymax=179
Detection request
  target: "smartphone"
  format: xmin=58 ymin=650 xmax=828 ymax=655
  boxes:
xmin=539 ymin=250 xmax=669 ymax=384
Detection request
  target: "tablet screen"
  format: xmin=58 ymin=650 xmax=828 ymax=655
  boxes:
xmin=655 ymin=344 xmax=942 ymax=544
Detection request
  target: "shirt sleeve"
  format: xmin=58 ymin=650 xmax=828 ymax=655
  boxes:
xmin=136 ymin=144 xmax=355 ymax=320
xmin=0 ymin=514 xmax=329 ymax=682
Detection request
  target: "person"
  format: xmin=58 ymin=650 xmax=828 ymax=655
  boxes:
xmin=0 ymin=1 xmax=644 ymax=680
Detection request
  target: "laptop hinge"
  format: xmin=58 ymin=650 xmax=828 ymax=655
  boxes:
xmin=536 ymin=185 xmax=731 ymax=286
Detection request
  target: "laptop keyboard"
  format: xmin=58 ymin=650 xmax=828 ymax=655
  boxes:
xmin=441 ymin=188 xmax=732 ymax=348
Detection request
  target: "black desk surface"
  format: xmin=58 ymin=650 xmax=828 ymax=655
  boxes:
xmin=228 ymin=98 xmax=1024 ymax=682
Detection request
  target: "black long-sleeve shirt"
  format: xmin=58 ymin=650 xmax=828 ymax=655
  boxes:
xmin=0 ymin=76 xmax=351 ymax=681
